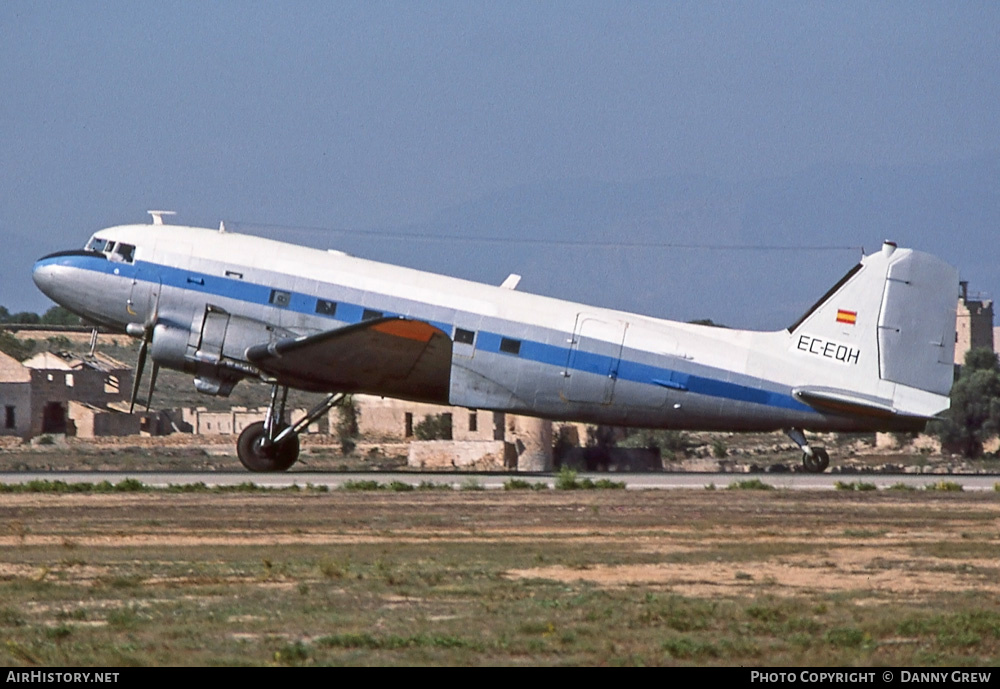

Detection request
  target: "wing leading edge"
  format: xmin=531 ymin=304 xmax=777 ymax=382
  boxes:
xmin=246 ymin=317 xmax=452 ymax=403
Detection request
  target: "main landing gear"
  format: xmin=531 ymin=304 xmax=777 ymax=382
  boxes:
xmin=236 ymin=385 xmax=346 ymax=472
xmin=785 ymin=428 xmax=830 ymax=473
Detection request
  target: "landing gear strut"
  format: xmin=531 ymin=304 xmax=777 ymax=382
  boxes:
xmin=236 ymin=385 xmax=346 ymax=472
xmin=785 ymin=428 xmax=830 ymax=473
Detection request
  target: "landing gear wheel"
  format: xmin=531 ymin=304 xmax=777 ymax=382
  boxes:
xmin=802 ymin=447 xmax=830 ymax=473
xmin=237 ymin=421 xmax=300 ymax=472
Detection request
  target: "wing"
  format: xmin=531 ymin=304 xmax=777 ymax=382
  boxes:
xmin=246 ymin=317 xmax=452 ymax=403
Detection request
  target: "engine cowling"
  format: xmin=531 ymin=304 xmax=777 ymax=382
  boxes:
xmin=149 ymin=305 xmax=296 ymax=396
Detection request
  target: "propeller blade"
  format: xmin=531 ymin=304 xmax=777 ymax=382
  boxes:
xmin=149 ymin=283 xmax=161 ymax=325
xmin=145 ymin=361 xmax=159 ymax=412
xmin=129 ymin=338 xmax=148 ymax=414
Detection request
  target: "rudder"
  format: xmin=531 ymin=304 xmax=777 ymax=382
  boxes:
xmin=877 ymin=247 xmax=957 ymax=396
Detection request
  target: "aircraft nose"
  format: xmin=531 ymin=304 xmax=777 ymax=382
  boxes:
xmin=32 ymin=254 xmax=77 ymax=306
xmin=32 ymin=258 xmax=59 ymax=300
xmin=32 ymin=252 xmax=107 ymax=325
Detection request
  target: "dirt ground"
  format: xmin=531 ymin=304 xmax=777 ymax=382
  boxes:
xmin=2 ymin=478 xmax=999 ymax=665
xmin=3 ymin=489 xmax=998 ymax=599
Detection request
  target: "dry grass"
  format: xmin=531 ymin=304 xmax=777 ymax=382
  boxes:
xmin=0 ymin=488 xmax=998 ymax=666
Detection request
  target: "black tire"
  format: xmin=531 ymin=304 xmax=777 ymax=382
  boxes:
xmin=814 ymin=447 xmax=830 ymax=472
xmin=802 ymin=448 xmax=830 ymax=473
xmin=237 ymin=421 xmax=300 ymax=472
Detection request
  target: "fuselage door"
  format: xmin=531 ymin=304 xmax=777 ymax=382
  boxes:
xmin=128 ymin=270 xmax=160 ymax=324
xmin=563 ymin=314 xmax=628 ymax=404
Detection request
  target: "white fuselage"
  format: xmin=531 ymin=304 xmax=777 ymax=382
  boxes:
xmin=33 ymin=223 xmax=955 ymax=433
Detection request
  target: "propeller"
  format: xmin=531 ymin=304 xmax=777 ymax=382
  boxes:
xmin=145 ymin=362 xmax=159 ymax=413
xmin=128 ymin=336 xmax=148 ymax=414
xmin=127 ymin=283 xmax=161 ymax=414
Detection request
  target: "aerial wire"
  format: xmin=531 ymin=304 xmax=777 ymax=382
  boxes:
xmin=228 ymin=220 xmax=864 ymax=253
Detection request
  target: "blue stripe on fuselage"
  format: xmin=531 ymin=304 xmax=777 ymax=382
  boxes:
xmin=37 ymin=253 xmax=814 ymax=415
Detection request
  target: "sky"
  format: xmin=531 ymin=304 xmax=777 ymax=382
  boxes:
xmin=3 ymin=1 xmax=999 ymax=327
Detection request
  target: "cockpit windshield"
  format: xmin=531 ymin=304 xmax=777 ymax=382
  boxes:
xmin=86 ymin=237 xmax=109 ymax=252
xmin=85 ymin=236 xmax=136 ymax=263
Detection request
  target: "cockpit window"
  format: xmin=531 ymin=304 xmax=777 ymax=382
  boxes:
xmin=86 ymin=237 xmax=109 ymax=253
xmin=102 ymin=241 xmax=136 ymax=264
xmin=115 ymin=243 xmax=135 ymax=263
xmin=84 ymin=236 xmax=136 ymax=262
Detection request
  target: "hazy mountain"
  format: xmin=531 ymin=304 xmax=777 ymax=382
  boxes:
xmin=16 ymin=155 xmax=996 ymax=333
xmin=351 ymin=155 xmax=998 ymax=330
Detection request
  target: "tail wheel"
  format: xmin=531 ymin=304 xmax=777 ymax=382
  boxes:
xmin=237 ymin=421 xmax=300 ymax=472
xmin=802 ymin=447 xmax=830 ymax=473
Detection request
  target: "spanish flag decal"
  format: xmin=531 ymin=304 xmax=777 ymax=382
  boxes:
xmin=836 ymin=309 xmax=857 ymax=325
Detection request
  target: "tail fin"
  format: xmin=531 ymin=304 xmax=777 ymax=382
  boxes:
xmin=788 ymin=241 xmax=957 ymax=418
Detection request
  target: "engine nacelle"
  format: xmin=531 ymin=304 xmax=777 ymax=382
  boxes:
xmin=149 ymin=306 xmax=296 ymax=396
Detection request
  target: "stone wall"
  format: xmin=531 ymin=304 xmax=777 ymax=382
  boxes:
xmin=351 ymin=394 xmax=499 ymax=441
xmin=407 ymin=440 xmax=510 ymax=470
xmin=68 ymin=401 xmax=141 ymax=438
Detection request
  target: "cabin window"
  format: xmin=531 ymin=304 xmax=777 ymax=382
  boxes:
xmin=316 ymin=299 xmax=338 ymax=316
xmin=454 ymin=328 xmax=475 ymax=345
xmin=225 ymin=270 xmax=243 ymax=279
xmin=500 ymin=337 xmax=521 ymax=355
xmin=269 ymin=290 xmax=291 ymax=308
xmin=362 ymin=309 xmax=383 ymax=321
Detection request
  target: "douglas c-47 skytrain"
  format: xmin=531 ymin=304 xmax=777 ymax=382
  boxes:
xmin=33 ymin=211 xmax=959 ymax=473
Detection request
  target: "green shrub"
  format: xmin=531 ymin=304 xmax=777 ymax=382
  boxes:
xmin=926 ymin=480 xmax=963 ymax=492
xmin=415 ymin=413 xmax=453 ymax=440
xmin=555 ymin=466 xmax=580 ymax=490
xmin=728 ymin=479 xmax=774 ymax=491
xmin=504 ymin=479 xmax=534 ymax=490
xmin=341 ymin=480 xmax=383 ymax=491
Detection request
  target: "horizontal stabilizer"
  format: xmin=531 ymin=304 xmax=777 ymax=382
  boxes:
xmin=793 ymin=387 xmax=932 ymax=432
xmin=793 ymin=387 xmax=897 ymax=419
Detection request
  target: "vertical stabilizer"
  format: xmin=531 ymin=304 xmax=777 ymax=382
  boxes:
xmin=788 ymin=242 xmax=957 ymax=414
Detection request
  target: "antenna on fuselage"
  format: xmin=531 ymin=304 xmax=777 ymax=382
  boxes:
xmin=147 ymin=210 xmax=176 ymax=225
xmin=500 ymin=274 xmax=521 ymax=290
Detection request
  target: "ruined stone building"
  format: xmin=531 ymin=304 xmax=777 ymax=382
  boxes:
xmin=0 ymin=351 xmax=32 ymax=438
xmin=11 ymin=351 xmax=134 ymax=438
xmin=955 ymin=281 xmax=994 ymax=366
xmin=346 ymin=394 xmax=502 ymax=442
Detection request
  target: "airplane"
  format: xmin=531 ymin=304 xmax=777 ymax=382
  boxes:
xmin=32 ymin=211 xmax=959 ymax=473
